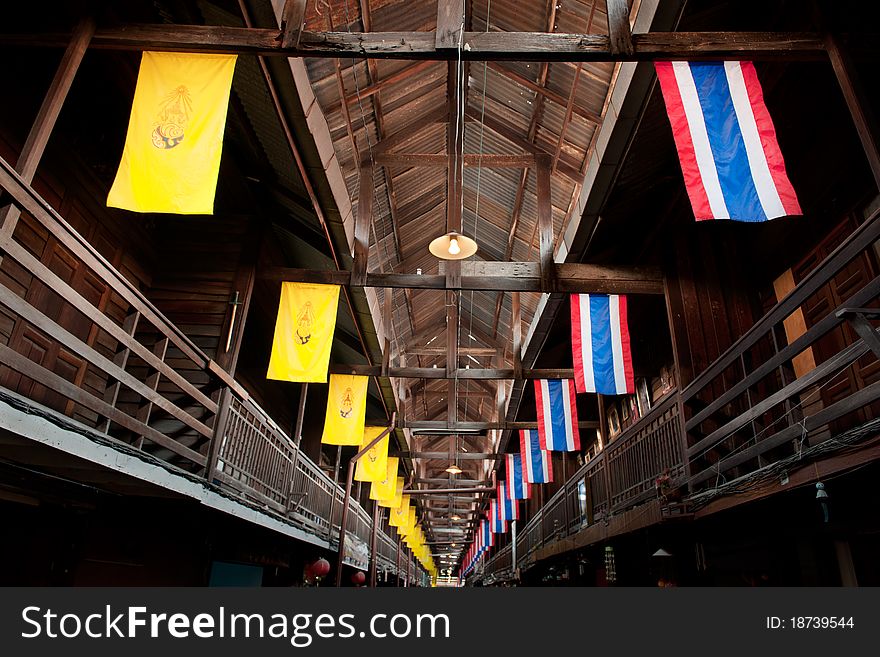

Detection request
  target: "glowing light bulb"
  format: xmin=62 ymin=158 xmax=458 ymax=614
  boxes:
xmin=448 ymin=237 xmax=461 ymax=255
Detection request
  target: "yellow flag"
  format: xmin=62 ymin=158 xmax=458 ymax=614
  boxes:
xmin=369 ymin=456 xmax=399 ymax=501
xmin=354 ymin=426 xmax=390 ymax=483
xmin=320 ymin=374 xmax=368 ymax=445
xmin=108 ymin=52 xmax=236 ymax=214
xmin=389 ymin=497 xmax=410 ymax=527
xmin=378 ymin=477 xmax=404 ymax=509
xmin=267 ymin=283 xmax=340 ymax=383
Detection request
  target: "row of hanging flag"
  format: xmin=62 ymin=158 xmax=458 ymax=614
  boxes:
xmin=354 ymin=427 xmax=437 ymax=576
xmin=105 ymin=54 xmax=800 ymax=224
xmin=462 ymin=298 xmax=638 ymax=574
xmin=103 ymin=51 xmax=800 ymax=580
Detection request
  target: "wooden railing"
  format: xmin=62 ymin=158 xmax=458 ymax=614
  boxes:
xmin=484 ymin=211 xmax=880 ymax=582
xmin=681 ymin=208 xmax=880 ymax=491
xmin=0 ymin=153 xmax=422 ymax=582
xmin=483 ymin=392 xmax=684 ymax=580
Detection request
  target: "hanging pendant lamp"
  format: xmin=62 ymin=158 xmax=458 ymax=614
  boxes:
xmin=429 ymin=231 xmax=478 ymax=260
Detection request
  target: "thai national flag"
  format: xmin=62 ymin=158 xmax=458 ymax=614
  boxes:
xmin=489 ymin=500 xmax=507 ymax=534
xmin=520 ymin=429 xmax=553 ymax=483
xmin=481 ymin=518 xmax=493 ymax=549
xmin=497 ymin=482 xmax=519 ymax=522
xmin=505 ymin=453 xmax=531 ymax=500
xmin=535 ymin=379 xmax=581 ymax=451
xmin=571 ymin=294 xmax=635 ymax=396
xmin=655 ymin=61 xmax=801 ymax=222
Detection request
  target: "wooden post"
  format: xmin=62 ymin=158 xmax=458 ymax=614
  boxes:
xmin=436 ymin=0 xmax=465 ymax=50
xmin=536 ymin=154 xmax=555 ymax=291
xmin=606 ymin=0 xmax=634 ymax=56
xmin=825 ymin=34 xmax=880 ymax=190
xmin=284 ymin=382 xmax=309 ymax=511
xmin=206 ymin=387 xmax=232 ymax=481
xmin=0 ymin=18 xmax=94 ymax=240
xmin=216 ymin=218 xmax=264 ymax=376
xmin=335 ymin=418 xmax=395 ymax=587
xmin=280 ymin=0 xmax=308 ymax=49
xmin=511 ymin=292 xmax=522 ymax=379
xmin=353 ymin=164 xmax=373 ymax=285
xmin=382 ymin=287 xmax=393 ymax=377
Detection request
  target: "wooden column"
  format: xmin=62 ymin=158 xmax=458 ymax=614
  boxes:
xmin=280 ymin=0 xmax=308 ymax=49
xmin=216 ymin=217 xmax=264 ymax=375
xmin=825 ymin=34 xmax=880 ymax=190
xmin=436 ymin=0 xmax=465 ymax=50
xmin=382 ymin=287 xmax=393 ymax=377
xmin=511 ymin=292 xmax=522 ymax=379
xmin=353 ymin=164 xmax=373 ymax=285
xmin=606 ymin=0 xmax=634 ymax=56
xmin=0 ymin=18 xmax=94 ymax=239
xmin=536 ymin=154 xmax=555 ymax=290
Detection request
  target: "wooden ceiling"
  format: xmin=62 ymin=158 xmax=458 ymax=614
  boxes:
xmin=300 ymin=1 xmax=622 ymax=522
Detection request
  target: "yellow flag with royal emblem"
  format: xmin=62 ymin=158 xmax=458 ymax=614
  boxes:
xmin=320 ymin=374 xmax=368 ymax=445
xmin=267 ymin=282 xmax=340 ymax=383
xmin=378 ymin=477 xmax=404 ymax=509
xmin=369 ymin=456 xmax=399 ymax=501
xmin=389 ymin=496 xmax=410 ymax=527
xmin=108 ymin=52 xmax=237 ymax=214
xmin=354 ymin=426 xmax=390 ymax=483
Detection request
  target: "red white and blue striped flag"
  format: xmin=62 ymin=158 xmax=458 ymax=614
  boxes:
xmin=520 ymin=429 xmax=553 ymax=484
xmin=481 ymin=518 xmax=494 ymax=549
xmin=571 ymin=294 xmax=635 ymax=396
xmin=655 ymin=61 xmax=801 ymax=222
xmin=489 ymin=499 xmax=507 ymax=534
xmin=497 ymin=482 xmax=519 ymax=522
xmin=505 ymin=453 xmax=531 ymax=500
xmin=535 ymin=379 xmax=581 ymax=451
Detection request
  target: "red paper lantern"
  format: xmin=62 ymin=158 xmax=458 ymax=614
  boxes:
xmin=311 ymin=558 xmax=331 ymax=578
xmin=351 ymin=571 xmax=366 ymax=585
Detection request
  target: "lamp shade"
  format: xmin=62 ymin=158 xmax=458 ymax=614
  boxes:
xmin=445 ymin=464 xmax=463 ymax=475
xmin=428 ymin=232 xmax=478 ymax=260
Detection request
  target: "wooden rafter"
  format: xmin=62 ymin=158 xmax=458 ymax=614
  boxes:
xmin=8 ymin=26 xmax=829 ymax=61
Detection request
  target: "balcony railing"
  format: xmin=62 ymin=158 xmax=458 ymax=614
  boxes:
xmin=483 ymin=391 xmax=685 ymax=580
xmin=681 ymin=207 xmax=880 ymax=492
xmin=0 ymin=154 xmax=420 ymax=582
xmin=484 ymin=210 xmax=880 ymax=583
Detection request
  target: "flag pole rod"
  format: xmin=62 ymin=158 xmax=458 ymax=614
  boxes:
xmin=395 ymin=537 xmax=401 ymax=586
xmin=369 ymin=502 xmax=380 ymax=587
xmin=511 ymin=519 xmax=517 ymax=581
xmin=335 ymin=415 xmax=396 ymax=587
xmin=285 ymin=382 xmax=308 ymax=511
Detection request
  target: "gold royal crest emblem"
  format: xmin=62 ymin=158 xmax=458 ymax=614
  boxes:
xmin=339 ymin=387 xmax=354 ymax=419
xmin=295 ymin=301 xmax=315 ymax=345
xmin=152 ymin=85 xmax=191 ymax=149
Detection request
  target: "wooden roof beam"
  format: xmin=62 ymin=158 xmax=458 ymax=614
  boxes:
xmin=4 ymin=27 xmax=829 ymax=61
xmin=257 ymin=262 xmax=666 ymax=294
